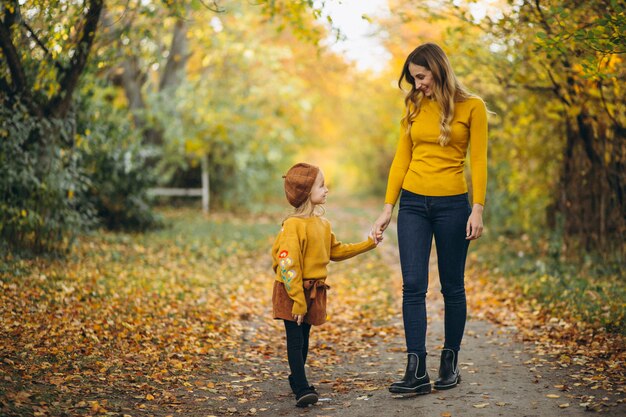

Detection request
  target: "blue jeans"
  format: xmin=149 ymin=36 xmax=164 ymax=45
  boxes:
xmin=397 ymin=190 xmax=471 ymax=354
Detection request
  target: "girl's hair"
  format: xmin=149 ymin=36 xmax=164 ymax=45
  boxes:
xmin=398 ymin=43 xmax=474 ymax=146
xmin=284 ymin=197 xmax=325 ymax=221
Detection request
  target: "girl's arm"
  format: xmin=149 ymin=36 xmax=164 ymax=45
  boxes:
xmin=329 ymin=232 xmax=376 ymax=262
xmin=273 ymin=222 xmax=307 ymax=315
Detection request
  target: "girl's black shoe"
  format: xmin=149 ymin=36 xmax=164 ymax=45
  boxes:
xmin=434 ymin=348 xmax=461 ymax=390
xmin=389 ymin=353 xmax=432 ymax=395
xmin=289 ymin=375 xmax=318 ymax=396
xmin=295 ymin=388 xmax=318 ymax=407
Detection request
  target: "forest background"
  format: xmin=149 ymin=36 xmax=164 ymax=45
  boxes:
xmin=0 ymin=0 xmax=624 ymax=415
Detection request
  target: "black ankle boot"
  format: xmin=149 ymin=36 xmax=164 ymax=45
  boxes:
xmin=389 ymin=353 xmax=431 ymax=394
xmin=434 ymin=349 xmax=461 ymax=390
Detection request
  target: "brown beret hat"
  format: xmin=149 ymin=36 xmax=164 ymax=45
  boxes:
xmin=283 ymin=163 xmax=320 ymax=208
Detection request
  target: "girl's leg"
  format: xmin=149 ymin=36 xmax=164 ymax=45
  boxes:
xmin=301 ymin=322 xmax=311 ymax=364
xmin=431 ymin=194 xmax=471 ymax=352
xmin=397 ymin=191 xmax=433 ymax=354
xmin=284 ymin=320 xmax=310 ymax=394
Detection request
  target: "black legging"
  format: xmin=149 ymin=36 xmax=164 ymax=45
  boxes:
xmin=283 ymin=320 xmax=312 ymax=394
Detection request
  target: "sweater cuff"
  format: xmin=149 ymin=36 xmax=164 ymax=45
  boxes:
xmin=291 ymin=300 xmax=307 ymax=315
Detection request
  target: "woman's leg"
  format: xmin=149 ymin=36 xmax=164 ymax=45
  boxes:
xmin=284 ymin=320 xmax=310 ymax=394
xmin=431 ymin=194 xmax=471 ymax=352
xmin=397 ymin=191 xmax=433 ymax=354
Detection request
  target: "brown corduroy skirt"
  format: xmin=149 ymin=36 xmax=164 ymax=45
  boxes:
xmin=272 ymin=279 xmax=329 ymax=326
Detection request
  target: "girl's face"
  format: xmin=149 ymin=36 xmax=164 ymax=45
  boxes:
xmin=310 ymin=170 xmax=328 ymax=205
xmin=408 ymin=62 xmax=434 ymax=97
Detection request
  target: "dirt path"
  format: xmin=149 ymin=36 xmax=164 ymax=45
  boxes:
xmin=2 ymin=204 xmax=623 ymax=416
xmin=196 ymin=211 xmax=625 ymax=417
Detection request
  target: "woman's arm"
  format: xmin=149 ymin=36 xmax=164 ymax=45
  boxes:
xmin=466 ymin=99 xmax=488 ymax=240
xmin=372 ymin=203 xmax=394 ymax=244
xmin=373 ymin=124 xmax=412 ymax=243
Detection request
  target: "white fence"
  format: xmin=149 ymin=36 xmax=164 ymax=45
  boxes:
xmin=147 ymin=156 xmax=210 ymax=214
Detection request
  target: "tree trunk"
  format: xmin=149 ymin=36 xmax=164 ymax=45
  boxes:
xmin=558 ymin=111 xmax=625 ymax=257
xmin=160 ymin=19 xmax=189 ymax=91
xmin=111 ymin=17 xmax=188 ymax=149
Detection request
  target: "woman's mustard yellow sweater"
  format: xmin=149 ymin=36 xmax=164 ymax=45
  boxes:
xmin=385 ymin=97 xmax=488 ymax=206
xmin=271 ymin=216 xmax=376 ymax=315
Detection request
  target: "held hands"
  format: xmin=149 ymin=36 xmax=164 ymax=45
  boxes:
xmin=371 ymin=204 xmax=394 ymax=244
xmin=466 ymin=204 xmax=484 ymax=240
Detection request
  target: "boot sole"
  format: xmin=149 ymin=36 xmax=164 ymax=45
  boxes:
xmin=295 ymin=393 xmax=318 ymax=407
xmin=434 ymin=374 xmax=461 ymax=390
xmin=389 ymin=382 xmax=432 ymax=395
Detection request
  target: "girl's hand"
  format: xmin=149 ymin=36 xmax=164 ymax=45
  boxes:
xmin=466 ymin=204 xmax=484 ymax=240
xmin=293 ymin=314 xmax=304 ymax=325
xmin=372 ymin=204 xmax=394 ymax=244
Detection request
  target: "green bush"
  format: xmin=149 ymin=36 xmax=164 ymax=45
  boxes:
xmin=75 ymin=84 xmax=163 ymax=232
xmin=0 ymin=100 xmax=95 ymax=254
xmin=0 ymin=84 xmax=163 ymax=256
xmin=475 ymin=232 xmax=626 ymax=334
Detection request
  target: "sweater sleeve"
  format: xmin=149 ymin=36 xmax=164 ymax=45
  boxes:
xmin=384 ymin=125 xmax=413 ymax=205
xmin=329 ymin=233 xmax=377 ymax=262
xmin=469 ymin=99 xmax=488 ymax=206
xmin=273 ymin=221 xmax=307 ymax=315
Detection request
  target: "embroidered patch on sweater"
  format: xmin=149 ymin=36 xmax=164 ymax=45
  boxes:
xmin=279 ymin=256 xmax=295 ymax=290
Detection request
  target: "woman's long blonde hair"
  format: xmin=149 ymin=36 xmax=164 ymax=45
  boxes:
xmin=399 ymin=43 xmax=474 ymax=146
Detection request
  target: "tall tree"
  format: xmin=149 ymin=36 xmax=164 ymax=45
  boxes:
xmin=0 ymin=0 xmax=104 ymax=252
xmin=481 ymin=0 xmax=626 ymax=256
xmin=0 ymin=0 xmax=104 ymax=119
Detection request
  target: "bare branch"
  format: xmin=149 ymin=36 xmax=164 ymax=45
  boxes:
xmin=532 ymin=0 xmax=552 ymax=35
xmin=0 ymin=1 xmax=27 ymax=93
xmin=101 ymin=0 xmax=132 ymax=27
xmin=46 ymin=0 xmax=104 ymax=118
xmin=21 ymin=20 xmax=50 ymax=56
xmin=545 ymin=67 xmax=571 ymax=106
xmin=199 ymin=0 xmax=225 ymax=13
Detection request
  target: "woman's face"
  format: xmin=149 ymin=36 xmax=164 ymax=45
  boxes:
xmin=408 ymin=62 xmax=434 ymax=97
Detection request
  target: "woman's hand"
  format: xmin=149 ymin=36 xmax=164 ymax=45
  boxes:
xmin=293 ymin=314 xmax=304 ymax=325
xmin=371 ymin=204 xmax=394 ymax=244
xmin=466 ymin=203 xmax=484 ymax=240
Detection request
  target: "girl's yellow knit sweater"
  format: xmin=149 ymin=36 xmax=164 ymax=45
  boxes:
xmin=271 ymin=216 xmax=376 ymax=315
xmin=385 ymin=97 xmax=488 ymax=206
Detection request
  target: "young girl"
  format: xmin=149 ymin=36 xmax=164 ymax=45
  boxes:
xmin=271 ymin=162 xmax=377 ymax=407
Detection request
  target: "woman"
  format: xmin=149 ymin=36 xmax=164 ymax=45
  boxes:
xmin=372 ymin=43 xmax=488 ymax=395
